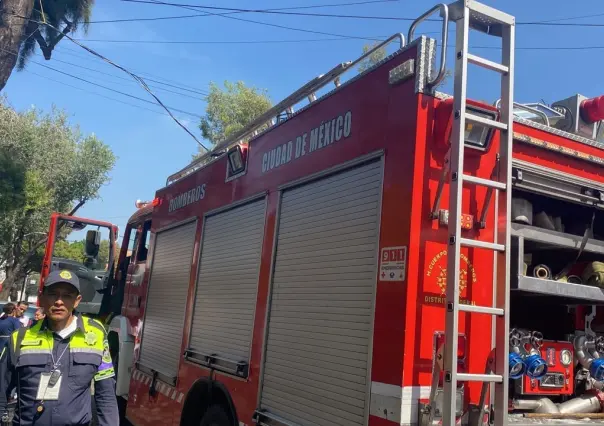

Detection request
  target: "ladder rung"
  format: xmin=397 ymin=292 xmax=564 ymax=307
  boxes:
xmin=459 ymin=304 xmax=504 ymax=316
xmin=466 ymin=112 xmax=508 ymax=131
xmin=463 ymin=174 xmax=506 ymax=190
xmin=460 ymin=238 xmax=505 ymax=252
xmin=467 ymin=53 xmax=509 ymax=74
xmin=457 ymin=373 xmax=503 ymax=383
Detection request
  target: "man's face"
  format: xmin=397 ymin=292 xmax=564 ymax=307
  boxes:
xmin=40 ymin=283 xmax=81 ymax=321
xmin=34 ymin=310 xmax=44 ymax=321
xmin=18 ymin=304 xmax=27 ymax=316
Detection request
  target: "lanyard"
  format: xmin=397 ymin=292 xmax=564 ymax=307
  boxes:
xmin=46 ymin=331 xmax=71 ymax=370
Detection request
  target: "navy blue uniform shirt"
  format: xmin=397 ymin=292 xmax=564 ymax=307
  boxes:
xmin=0 ymin=315 xmax=119 ymax=426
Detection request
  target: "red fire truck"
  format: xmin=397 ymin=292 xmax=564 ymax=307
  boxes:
xmin=58 ymin=1 xmax=604 ymax=425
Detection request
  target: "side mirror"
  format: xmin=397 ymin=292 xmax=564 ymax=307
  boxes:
xmin=85 ymin=230 xmax=101 ymax=257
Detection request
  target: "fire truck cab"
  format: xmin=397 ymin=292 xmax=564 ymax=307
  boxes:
xmin=40 ymin=213 xmax=118 ymax=316
xmin=114 ymin=1 xmax=604 ymax=425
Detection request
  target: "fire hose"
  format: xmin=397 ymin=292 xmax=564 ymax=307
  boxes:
xmin=582 ymin=261 xmax=604 ymax=288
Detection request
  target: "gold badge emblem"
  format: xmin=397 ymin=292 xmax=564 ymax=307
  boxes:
xmin=59 ymin=270 xmax=72 ymax=280
xmin=85 ymin=332 xmax=98 ymax=346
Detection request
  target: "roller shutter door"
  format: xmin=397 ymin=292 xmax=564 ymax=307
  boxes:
xmin=138 ymin=220 xmax=197 ymax=381
xmin=188 ymin=198 xmax=266 ymax=370
xmin=260 ymin=160 xmax=382 ymax=426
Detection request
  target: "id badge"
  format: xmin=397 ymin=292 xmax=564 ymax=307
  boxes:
xmin=36 ymin=371 xmax=62 ymax=400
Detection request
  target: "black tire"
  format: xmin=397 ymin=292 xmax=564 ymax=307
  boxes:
xmin=199 ymin=405 xmax=231 ymax=426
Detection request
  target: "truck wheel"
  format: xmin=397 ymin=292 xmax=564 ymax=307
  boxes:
xmin=199 ymin=405 xmax=231 ymax=426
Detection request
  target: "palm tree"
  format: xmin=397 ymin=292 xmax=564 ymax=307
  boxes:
xmin=0 ymin=0 xmax=94 ymax=91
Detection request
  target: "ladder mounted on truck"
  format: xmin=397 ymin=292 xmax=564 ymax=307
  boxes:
xmin=420 ymin=1 xmax=515 ymax=426
xmin=166 ymin=33 xmax=407 ymax=186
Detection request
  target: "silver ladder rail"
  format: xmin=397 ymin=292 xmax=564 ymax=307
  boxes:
xmin=166 ymin=33 xmax=406 ymax=186
xmin=441 ymin=1 xmax=515 ymax=426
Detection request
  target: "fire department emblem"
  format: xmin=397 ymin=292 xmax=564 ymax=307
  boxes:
xmin=59 ymin=270 xmax=72 ymax=280
xmin=436 ymin=265 xmax=468 ymax=295
xmin=427 ymin=250 xmax=477 ymax=296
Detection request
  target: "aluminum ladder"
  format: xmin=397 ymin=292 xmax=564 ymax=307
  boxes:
xmin=441 ymin=2 xmax=515 ymax=426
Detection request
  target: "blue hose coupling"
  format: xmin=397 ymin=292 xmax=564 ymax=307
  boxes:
xmin=509 ymin=352 xmax=526 ymax=379
xmin=524 ymin=354 xmax=548 ymax=379
xmin=590 ymin=358 xmax=604 ymax=381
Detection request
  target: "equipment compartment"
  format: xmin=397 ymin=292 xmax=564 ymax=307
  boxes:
xmin=510 ymin=188 xmax=604 ymax=304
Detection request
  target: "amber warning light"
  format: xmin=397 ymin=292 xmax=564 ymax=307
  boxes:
xmin=580 ymin=95 xmax=604 ymax=124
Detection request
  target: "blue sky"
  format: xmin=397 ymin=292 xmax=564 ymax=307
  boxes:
xmin=3 ymin=0 xmax=604 ymax=241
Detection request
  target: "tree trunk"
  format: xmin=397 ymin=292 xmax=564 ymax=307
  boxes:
xmin=0 ymin=0 xmax=34 ymax=92
xmin=0 ymin=267 xmax=23 ymax=301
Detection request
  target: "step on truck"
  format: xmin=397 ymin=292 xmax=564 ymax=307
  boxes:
xmin=104 ymin=1 xmax=604 ymax=425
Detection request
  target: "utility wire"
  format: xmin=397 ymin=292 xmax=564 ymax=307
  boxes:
xmin=56 ymin=46 xmax=209 ymax=95
xmin=127 ymin=0 xmax=383 ymax=42
xmin=121 ymin=1 xmax=604 ymax=27
xmin=89 ymin=0 xmax=398 ymax=24
xmin=24 ymin=69 xmax=177 ymax=117
xmin=0 ymin=46 xmax=203 ymax=117
xmin=39 ymin=55 xmax=206 ymax=100
xmin=6 ymin=13 xmax=209 ymax=150
xmin=36 ymin=62 xmax=202 ymax=117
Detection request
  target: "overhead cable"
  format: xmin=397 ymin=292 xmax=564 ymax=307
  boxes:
xmin=120 ymin=1 xmax=604 ymax=27
xmin=89 ymin=0 xmax=399 ymax=24
xmin=5 ymin=13 xmax=209 ymax=150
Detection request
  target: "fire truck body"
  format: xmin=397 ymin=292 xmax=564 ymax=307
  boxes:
xmin=113 ymin=2 xmax=604 ymax=425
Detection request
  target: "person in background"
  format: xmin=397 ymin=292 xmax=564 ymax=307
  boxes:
xmin=0 ymin=303 xmax=22 ymax=349
xmin=31 ymin=307 xmax=45 ymax=327
xmin=17 ymin=301 xmax=30 ymax=328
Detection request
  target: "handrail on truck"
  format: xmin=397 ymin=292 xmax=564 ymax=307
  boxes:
xmin=407 ymin=3 xmax=449 ymax=88
xmin=166 ymin=33 xmax=407 ymax=186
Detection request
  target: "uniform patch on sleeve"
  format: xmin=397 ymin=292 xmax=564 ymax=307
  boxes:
xmin=95 ymin=340 xmax=115 ymax=381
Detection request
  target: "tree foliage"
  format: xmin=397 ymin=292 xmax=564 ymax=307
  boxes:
xmin=358 ymin=42 xmax=387 ymax=74
xmin=52 ymin=238 xmax=114 ymax=268
xmin=196 ymin=80 xmax=272 ymax=156
xmin=0 ymin=145 xmax=26 ymax=215
xmin=0 ymin=98 xmax=115 ymax=297
xmin=0 ymin=0 xmax=95 ymax=91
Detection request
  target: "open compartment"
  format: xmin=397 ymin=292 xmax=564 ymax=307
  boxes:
xmin=510 ymin=166 xmax=604 ymax=305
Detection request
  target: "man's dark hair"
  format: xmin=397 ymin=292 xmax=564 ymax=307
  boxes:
xmin=1 ymin=303 xmax=17 ymax=317
xmin=18 ymin=301 xmax=29 ymax=306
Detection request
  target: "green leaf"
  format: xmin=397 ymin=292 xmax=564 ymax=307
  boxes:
xmin=196 ymin=80 xmax=272 ymax=157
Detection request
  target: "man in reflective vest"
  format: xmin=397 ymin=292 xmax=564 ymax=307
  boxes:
xmin=0 ymin=270 xmax=119 ymax=425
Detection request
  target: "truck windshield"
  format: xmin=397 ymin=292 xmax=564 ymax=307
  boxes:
xmin=48 ymin=218 xmax=114 ymax=308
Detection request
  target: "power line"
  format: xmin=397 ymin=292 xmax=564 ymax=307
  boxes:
xmin=23 ymin=69 xmax=177 ymax=117
xmin=77 ymin=37 xmax=376 ymax=44
xmin=34 ymin=61 xmax=202 ymax=117
xmin=89 ymin=0 xmax=399 ymax=24
xmin=55 ymin=46 xmax=210 ymax=95
xmin=61 ymin=36 xmax=604 ymax=51
xmin=125 ymin=0 xmax=383 ymax=42
xmin=121 ymin=1 xmax=604 ymax=27
xmin=5 ymin=13 xmax=209 ymax=150
xmin=39 ymin=55 xmax=207 ymax=100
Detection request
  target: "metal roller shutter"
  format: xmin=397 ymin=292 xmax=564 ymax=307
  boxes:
xmin=260 ymin=160 xmax=382 ymax=426
xmin=138 ymin=220 xmax=197 ymax=381
xmin=188 ymin=198 xmax=266 ymax=371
